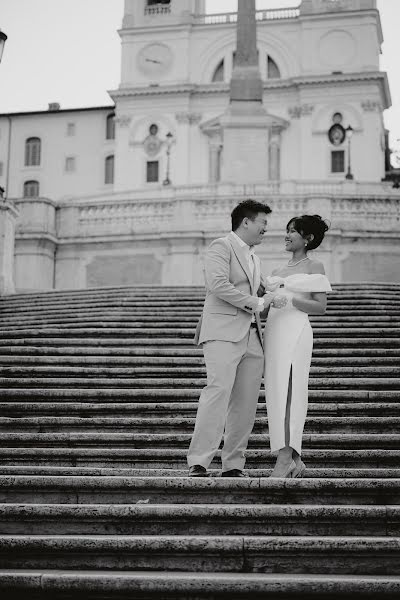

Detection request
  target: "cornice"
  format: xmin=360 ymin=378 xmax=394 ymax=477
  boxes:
xmin=109 ymin=71 xmax=390 ymax=106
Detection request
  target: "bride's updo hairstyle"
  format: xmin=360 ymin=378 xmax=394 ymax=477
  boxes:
xmin=287 ymin=215 xmax=330 ymax=250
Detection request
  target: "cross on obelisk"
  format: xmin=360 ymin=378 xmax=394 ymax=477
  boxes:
xmin=220 ymin=0 xmax=270 ymax=183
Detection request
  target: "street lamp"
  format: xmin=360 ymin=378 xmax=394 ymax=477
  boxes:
xmin=345 ymin=125 xmax=354 ymax=180
xmin=0 ymin=30 xmax=8 ymax=63
xmin=163 ymin=131 xmax=174 ymax=186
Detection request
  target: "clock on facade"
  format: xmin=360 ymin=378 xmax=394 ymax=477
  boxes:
xmin=137 ymin=43 xmax=173 ymax=76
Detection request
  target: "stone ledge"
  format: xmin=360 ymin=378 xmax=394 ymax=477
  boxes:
xmin=0 ymin=570 xmax=400 ymax=598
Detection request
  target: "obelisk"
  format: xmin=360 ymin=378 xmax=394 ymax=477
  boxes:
xmin=220 ymin=0 xmax=269 ymax=183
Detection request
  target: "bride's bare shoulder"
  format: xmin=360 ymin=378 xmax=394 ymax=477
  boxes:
xmin=308 ymin=259 xmax=325 ymax=274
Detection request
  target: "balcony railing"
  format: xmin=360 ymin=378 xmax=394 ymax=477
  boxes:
xmin=195 ymin=7 xmax=300 ymax=25
xmin=144 ymin=4 xmax=171 ymax=16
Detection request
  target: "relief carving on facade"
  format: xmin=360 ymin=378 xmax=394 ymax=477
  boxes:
xmin=175 ymin=112 xmax=203 ymax=125
xmin=115 ymin=115 xmax=131 ymax=128
xmin=361 ymin=100 xmax=382 ymax=113
xmin=288 ymin=104 xmax=315 ymax=119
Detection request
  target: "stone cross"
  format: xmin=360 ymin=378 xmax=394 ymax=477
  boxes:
xmin=230 ymin=0 xmax=263 ymax=102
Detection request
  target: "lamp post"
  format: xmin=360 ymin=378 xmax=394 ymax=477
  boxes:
xmin=0 ymin=30 xmax=8 ymax=63
xmin=345 ymin=125 xmax=354 ymax=180
xmin=163 ymin=131 xmax=174 ymax=186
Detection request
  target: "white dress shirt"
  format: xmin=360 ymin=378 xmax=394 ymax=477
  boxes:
xmin=231 ymin=231 xmax=264 ymax=314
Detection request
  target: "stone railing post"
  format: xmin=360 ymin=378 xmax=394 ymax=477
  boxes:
xmin=0 ymin=200 xmax=19 ymax=295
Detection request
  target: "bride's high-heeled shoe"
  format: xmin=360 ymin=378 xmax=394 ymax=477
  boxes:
xmin=269 ymin=460 xmax=296 ymax=479
xmin=292 ymin=460 xmax=306 ymax=478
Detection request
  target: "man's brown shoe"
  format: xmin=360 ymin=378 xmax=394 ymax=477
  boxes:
xmin=188 ymin=465 xmax=209 ymax=477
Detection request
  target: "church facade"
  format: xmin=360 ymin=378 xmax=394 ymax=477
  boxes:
xmin=0 ymin=0 xmax=398 ymax=291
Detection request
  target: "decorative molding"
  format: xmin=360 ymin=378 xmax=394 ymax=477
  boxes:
xmin=361 ymin=100 xmax=382 ymax=113
xmin=115 ymin=115 xmax=131 ymax=128
xmin=288 ymin=104 xmax=315 ymax=119
xmin=175 ymin=112 xmax=203 ymax=125
xmin=109 ymin=73 xmax=389 ymax=113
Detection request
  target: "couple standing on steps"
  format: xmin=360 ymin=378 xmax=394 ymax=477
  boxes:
xmin=187 ymin=199 xmax=331 ymax=478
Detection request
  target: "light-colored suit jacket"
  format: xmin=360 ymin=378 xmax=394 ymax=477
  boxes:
xmin=194 ymin=232 xmax=265 ymax=346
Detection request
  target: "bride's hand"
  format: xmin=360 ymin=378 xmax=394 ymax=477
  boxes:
xmin=271 ymin=294 xmax=290 ymax=309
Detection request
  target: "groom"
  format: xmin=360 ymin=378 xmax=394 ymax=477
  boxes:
xmin=187 ymin=199 xmax=281 ymax=477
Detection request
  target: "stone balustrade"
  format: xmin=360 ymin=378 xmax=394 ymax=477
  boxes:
xmin=144 ymin=4 xmax=171 ymax=16
xmin=194 ymin=8 xmax=300 ymax=25
xmin=53 ymin=181 xmax=400 ymax=239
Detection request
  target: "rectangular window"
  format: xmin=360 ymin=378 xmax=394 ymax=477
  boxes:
xmin=331 ymin=150 xmax=345 ymax=173
xmin=65 ymin=156 xmax=76 ymax=172
xmin=146 ymin=161 xmax=159 ymax=183
xmin=67 ymin=123 xmax=76 ymax=136
xmin=0 ymin=162 xmax=3 ymax=177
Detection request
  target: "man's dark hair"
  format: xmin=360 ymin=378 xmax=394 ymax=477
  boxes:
xmin=231 ymin=199 xmax=272 ymax=231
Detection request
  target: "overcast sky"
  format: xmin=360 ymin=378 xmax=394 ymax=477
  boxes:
xmin=0 ymin=0 xmax=398 ymax=148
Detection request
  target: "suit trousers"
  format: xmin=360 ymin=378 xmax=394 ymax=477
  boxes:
xmin=187 ymin=328 xmax=264 ymax=471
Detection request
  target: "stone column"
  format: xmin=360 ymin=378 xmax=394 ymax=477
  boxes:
xmin=209 ymin=139 xmax=222 ymax=183
xmin=269 ymin=127 xmax=281 ymax=180
xmin=0 ymin=201 xmax=19 ymax=295
xmin=220 ymin=0 xmax=270 ymax=184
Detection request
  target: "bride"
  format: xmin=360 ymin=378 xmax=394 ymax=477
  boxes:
xmin=263 ymin=215 xmax=332 ymax=478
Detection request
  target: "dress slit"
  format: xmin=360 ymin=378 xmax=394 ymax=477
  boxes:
xmin=284 ymin=365 xmax=293 ymax=448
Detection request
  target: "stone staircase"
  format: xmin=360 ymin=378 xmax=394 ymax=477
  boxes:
xmin=0 ymin=283 xmax=399 ymax=599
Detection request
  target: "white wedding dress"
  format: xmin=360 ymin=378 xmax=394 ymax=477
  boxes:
xmin=263 ymin=273 xmax=332 ymax=455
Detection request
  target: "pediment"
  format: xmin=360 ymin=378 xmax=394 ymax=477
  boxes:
xmin=200 ymin=111 xmax=289 ymax=136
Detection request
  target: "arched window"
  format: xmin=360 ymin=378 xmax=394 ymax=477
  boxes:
xmin=23 ymin=180 xmax=39 ymax=198
xmin=212 ymin=59 xmax=225 ymax=82
xmin=106 ymin=113 xmax=115 ymax=140
xmin=105 ymin=155 xmax=114 ymax=184
xmin=25 ymin=137 xmax=41 ymax=166
xmin=267 ymin=56 xmax=281 ymax=79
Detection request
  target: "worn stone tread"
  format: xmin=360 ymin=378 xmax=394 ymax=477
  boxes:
xmin=1 ymin=570 xmax=400 ymax=598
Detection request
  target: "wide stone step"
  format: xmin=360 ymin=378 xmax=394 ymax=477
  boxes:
xmin=0 ymin=416 xmax=398 ymax=435
xmin=0 ymin=313 xmax=399 ymax=326
xmin=2 ymin=324 xmax=399 ymax=343
xmin=1 ymin=366 xmax=397 ymax=380
xmin=2 ymin=294 xmax=398 ymax=310
xmin=0 ymin=334 xmax=400 ymax=356
xmin=1 ymin=345 xmax=399 ymax=359
xmin=0 ymin=307 xmax=396 ymax=324
xmin=0 ymin=354 xmax=399 ymax=367
xmin=1 ymin=401 xmax=399 ymax=418
xmin=1 ymin=476 xmax=400 ymax=505
xmin=0 ymin=327 xmax=399 ymax=339
xmin=0 ymin=432 xmax=398 ymax=449
xmin=0 ymin=336 xmax=398 ymax=349
xmin=0 ymin=570 xmax=399 ymax=600
xmin=0 ymin=535 xmax=399 ymax=573
xmin=1 ymin=504 xmax=399 ymax=536
xmin=1 ymin=388 xmax=396 ymax=402
xmin=0 ymin=448 xmax=398 ymax=469
xmin=1 ymin=465 xmax=400 ymax=479
xmin=2 ymin=317 xmax=399 ymax=330
xmin=2 ymin=376 xmax=399 ymax=390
